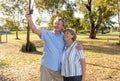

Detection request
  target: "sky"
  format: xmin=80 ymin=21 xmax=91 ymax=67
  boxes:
xmin=111 ymin=16 xmax=118 ymax=26
xmin=32 ymin=10 xmax=50 ymax=27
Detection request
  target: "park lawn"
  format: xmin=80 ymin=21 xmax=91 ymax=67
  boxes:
xmin=77 ymin=34 xmax=120 ymax=81
xmin=0 ymin=31 xmax=120 ymax=81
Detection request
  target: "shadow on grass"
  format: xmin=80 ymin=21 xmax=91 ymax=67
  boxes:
xmin=87 ymin=63 xmax=120 ymax=70
xmin=28 ymin=51 xmax=43 ymax=55
xmin=20 ymin=40 xmax=44 ymax=55
xmin=77 ymin=38 xmax=119 ymax=45
xmin=33 ymin=40 xmax=120 ymax=55
xmin=33 ymin=39 xmax=120 ymax=55
xmin=0 ymin=75 xmax=15 ymax=81
xmin=33 ymin=40 xmax=44 ymax=48
xmin=84 ymin=44 xmax=120 ymax=55
xmin=0 ymin=42 xmax=7 ymax=44
xmin=21 ymin=50 xmax=43 ymax=55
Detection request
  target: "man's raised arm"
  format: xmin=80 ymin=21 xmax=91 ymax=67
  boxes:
xmin=25 ymin=9 xmax=41 ymax=36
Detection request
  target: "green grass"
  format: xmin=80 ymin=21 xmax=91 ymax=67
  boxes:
xmin=0 ymin=31 xmax=120 ymax=81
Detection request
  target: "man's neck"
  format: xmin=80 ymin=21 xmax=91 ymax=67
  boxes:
xmin=54 ymin=31 xmax=61 ymax=34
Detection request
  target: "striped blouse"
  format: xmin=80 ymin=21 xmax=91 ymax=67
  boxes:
xmin=61 ymin=41 xmax=85 ymax=77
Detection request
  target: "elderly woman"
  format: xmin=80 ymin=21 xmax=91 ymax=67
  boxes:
xmin=61 ymin=29 xmax=86 ymax=81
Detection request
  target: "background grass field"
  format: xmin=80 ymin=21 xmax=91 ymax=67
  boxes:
xmin=0 ymin=31 xmax=120 ymax=81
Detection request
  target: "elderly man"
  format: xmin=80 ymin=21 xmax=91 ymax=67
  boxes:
xmin=25 ymin=10 xmax=82 ymax=81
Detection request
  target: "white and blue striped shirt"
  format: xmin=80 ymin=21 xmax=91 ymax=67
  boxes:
xmin=61 ymin=41 xmax=85 ymax=77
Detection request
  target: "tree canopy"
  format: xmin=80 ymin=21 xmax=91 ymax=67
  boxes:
xmin=75 ymin=0 xmax=118 ymax=38
xmin=0 ymin=0 xmax=119 ymax=39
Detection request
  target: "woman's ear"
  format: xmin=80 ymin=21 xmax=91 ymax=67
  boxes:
xmin=71 ymin=35 xmax=74 ymax=41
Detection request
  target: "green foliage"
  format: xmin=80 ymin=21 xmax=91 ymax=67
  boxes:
xmin=35 ymin=0 xmax=66 ymax=15
xmin=80 ymin=18 xmax=90 ymax=31
xmin=3 ymin=18 xmax=16 ymax=30
xmin=71 ymin=18 xmax=81 ymax=33
xmin=20 ymin=42 xmax=37 ymax=52
xmin=35 ymin=0 xmax=82 ymax=31
xmin=75 ymin=0 xmax=118 ymax=38
xmin=48 ymin=10 xmax=87 ymax=33
xmin=1 ymin=0 xmax=27 ymax=27
xmin=48 ymin=10 xmax=74 ymax=29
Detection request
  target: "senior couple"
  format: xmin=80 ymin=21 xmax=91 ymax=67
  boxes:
xmin=26 ymin=10 xmax=86 ymax=81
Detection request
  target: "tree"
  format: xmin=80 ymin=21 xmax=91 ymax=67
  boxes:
xmin=48 ymin=10 xmax=74 ymax=30
xmin=39 ymin=0 xmax=77 ymax=31
xmin=3 ymin=18 xmax=16 ymax=30
xmin=1 ymin=0 xmax=27 ymax=39
xmin=80 ymin=18 xmax=90 ymax=32
xmin=21 ymin=0 xmax=37 ymax=52
xmin=72 ymin=18 xmax=83 ymax=34
xmin=25 ymin=0 xmax=32 ymax=52
xmin=75 ymin=0 xmax=118 ymax=39
xmin=35 ymin=0 xmax=66 ymax=16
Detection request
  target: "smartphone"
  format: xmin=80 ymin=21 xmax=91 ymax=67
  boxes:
xmin=30 ymin=9 xmax=33 ymax=14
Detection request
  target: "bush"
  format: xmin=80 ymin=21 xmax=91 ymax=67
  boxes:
xmin=20 ymin=42 xmax=36 ymax=52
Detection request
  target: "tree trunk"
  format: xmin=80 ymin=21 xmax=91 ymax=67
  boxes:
xmin=6 ymin=31 xmax=8 ymax=43
xmin=75 ymin=29 xmax=78 ymax=34
xmin=0 ymin=33 xmax=1 ymax=42
xmin=89 ymin=28 xmax=96 ymax=39
xmin=16 ymin=26 xmax=19 ymax=39
xmin=101 ymin=27 xmax=105 ymax=34
xmin=89 ymin=27 xmax=98 ymax=39
xmin=26 ymin=24 xmax=30 ymax=52
xmin=117 ymin=0 xmax=120 ymax=44
xmin=25 ymin=0 xmax=31 ymax=52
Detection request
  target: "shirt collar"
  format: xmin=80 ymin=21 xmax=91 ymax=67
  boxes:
xmin=52 ymin=30 xmax=63 ymax=36
xmin=65 ymin=41 xmax=76 ymax=50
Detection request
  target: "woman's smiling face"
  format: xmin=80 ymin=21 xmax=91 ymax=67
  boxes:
xmin=64 ymin=31 xmax=73 ymax=42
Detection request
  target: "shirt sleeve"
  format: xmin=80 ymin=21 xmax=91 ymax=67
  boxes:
xmin=40 ymin=29 xmax=49 ymax=41
xmin=77 ymin=50 xmax=85 ymax=59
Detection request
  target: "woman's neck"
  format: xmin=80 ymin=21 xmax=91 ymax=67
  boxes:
xmin=66 ymin=40 xmax=73 ymax=48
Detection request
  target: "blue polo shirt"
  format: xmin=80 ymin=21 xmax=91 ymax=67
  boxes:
xmin=40 ymin=29 xmax=65 ymax=71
